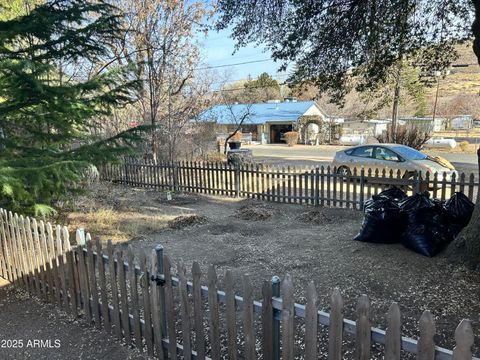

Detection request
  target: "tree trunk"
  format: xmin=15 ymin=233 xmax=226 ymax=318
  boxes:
xmin=151 ymin=117 xmax=157 ymax=162
xmin=473 ymin=0 xmax=480 ymax=62
xmin=391 ymin=81 xmax=400 ymax=142
xmin=446 ymin=1 xmax=480 ymax=267
xmin=447 ymin=148 xmax=480 ymax=268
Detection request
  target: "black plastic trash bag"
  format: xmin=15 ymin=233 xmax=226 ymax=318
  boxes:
xmin=444 ymin=192 xmax=475 ymax=238
xmin=445 ymin=192 xmax=474 ymax=228
xmin=398 ymin=191 xmax=433 ymax=212
xmin=377 ymin=187 xmax=408 ymax=202
xmin=354 ymin=195 xmax=405 ymax=243
xmin=362 ymin=187 xmax=407 ymax=213
xmin=400 ymin=192 xmax=453 ymax=257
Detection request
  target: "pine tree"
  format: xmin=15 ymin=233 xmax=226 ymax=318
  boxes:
xmin=0 ymin=0 xmax=145 ymax=215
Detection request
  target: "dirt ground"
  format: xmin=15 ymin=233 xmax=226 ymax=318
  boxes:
xmin=65 ymin=182 xmax=480 ymax=357
xmin=0 ymin=278 xmax=147 ymax=360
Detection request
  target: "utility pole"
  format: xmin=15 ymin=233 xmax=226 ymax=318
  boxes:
xmin=432 ymin=69 xmax=450 ymax=123
xmin=391 ymin=67 xmax=401 ymax=143
xmin=432 ymin=76 xmax=440 ymax=123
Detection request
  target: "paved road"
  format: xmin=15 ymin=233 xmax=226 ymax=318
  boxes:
xmin=244 ymin=144 xmax=479 ymax=175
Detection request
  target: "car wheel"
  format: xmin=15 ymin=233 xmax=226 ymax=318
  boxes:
xmin=337 ymin=166 xmax=352 ymax=181
xmin=402 ymin=172 xmax=418 ymax=192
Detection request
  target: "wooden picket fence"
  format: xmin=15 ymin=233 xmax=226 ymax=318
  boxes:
xmin=0 ymin=208 xmax=478 ymax=359
xmin=100 ymin=158 xmax=479 ymax=209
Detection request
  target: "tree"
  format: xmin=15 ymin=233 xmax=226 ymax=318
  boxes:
xmin=376 ymin=125 xmax=431 ymax=150
xmin=160 ymin=71 xmax=215 ymax=161
xmin=217 ymin=91 xmax=252 ymax=154
xmin=345 ymin=61 xmax=429 ymax=121
xmin=221 ymin=72 xmax=282 ymax=103
xmin=216 ymin=0 xmax=480 ymax=265
xmin=0 ymin=0 xmax=32 ymax=20
xmin=109 ymin=0 xmax=207 ymax=161
xmin=243 ymin=72 xmax=281 ymax=102
xmin=216 ymin=1 xmax=472 ymax=104
xmin=216 ymin=0 xmax=471 ymax=129
xmin=220 ymin=78 xmax=249 ymax=103
xmin=0 ymin=0 xmax=144 ymax=215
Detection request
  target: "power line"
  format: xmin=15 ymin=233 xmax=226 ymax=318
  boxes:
xmin=210 ymin=73 xmax=289 ymax=86
xmin=210 ymin=81 xmax=288 ymax=93
xmin=200 ymin=34 xmax=232 ymax=42
xmin=205 ymin=51 xmax=273 ymax=64
xmin=451 ymin=63 xmax=476 ymax=67
xmin=195 ymin=58 xmax=273 ymax=71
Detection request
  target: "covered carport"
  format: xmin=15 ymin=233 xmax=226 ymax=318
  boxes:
xmin=268 ymin=123 xmax=293 ymax=143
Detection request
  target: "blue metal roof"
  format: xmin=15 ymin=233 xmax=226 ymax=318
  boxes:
xmin=196 ymin=101 xmax=317 ymax=125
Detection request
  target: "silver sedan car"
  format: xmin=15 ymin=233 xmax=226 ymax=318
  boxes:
xmin=332 ymin=144 xmax=458 ymax=180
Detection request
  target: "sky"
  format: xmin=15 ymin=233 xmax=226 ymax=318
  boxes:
xmin=198 ymin=27 xmax=290 ymax=86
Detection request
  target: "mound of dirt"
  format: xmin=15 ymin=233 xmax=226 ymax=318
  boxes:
xmin=168 ymin=215 xmax=207 ymax=229
xmin=237 ymin=203 xmax=276 ymax=221
xmin=297 ymin=209 xmax=332 ymax=224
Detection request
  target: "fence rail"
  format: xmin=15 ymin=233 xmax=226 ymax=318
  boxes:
xmin=100 ymin=158 xmax=479 ymax=209
xmin=0 ymin=208 xmax=478 ymax=359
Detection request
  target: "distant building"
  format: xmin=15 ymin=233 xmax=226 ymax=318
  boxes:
xmin=451 ymin=115 xmax=473 ymax=130
xmin=340 ymin=119 xmax=389 ymax=137
xmin=398 ymin=117 xmax=447 ymax=132
xmin=340 ymin=116 xmax=448 ymax=138
xmin=196 ymin=100 xmax=329 ymax=144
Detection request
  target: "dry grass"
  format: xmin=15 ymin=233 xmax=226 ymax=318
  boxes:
xmin=195 ymin=152 xmax=227 ymax=163
xmin=67 ymin=209 xmax=171 ymax=242
xmin=435 ymin=129 xmax=480 ymax=138
xmin=459 ymin=141 xmax=470 ymax=152
xmin=63 ymin=183 xmax=182 ymax=243
xmin=424 ymin=143 xmax=478 ymax=155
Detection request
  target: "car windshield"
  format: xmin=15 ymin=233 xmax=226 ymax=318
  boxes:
xmin=391 ymin=146 xmax=427 ymax=160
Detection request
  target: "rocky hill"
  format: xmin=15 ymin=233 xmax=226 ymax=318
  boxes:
xmin=436 ymin=44 xmax=480 ymax=97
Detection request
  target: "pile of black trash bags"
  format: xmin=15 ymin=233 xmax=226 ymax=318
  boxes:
xmin=354 ymin=187 xmax=475 ymax=257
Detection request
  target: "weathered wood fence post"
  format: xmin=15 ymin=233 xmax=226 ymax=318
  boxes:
xmin=272 ymin=275 xmax=281 ymax=360
xmin=124 ymin=158 xmax=129 ymax=185
xmin=314 ymin=167 xmax=320 ymax=207
xmin=359 ymin=168 xmax=365 ymax=211
xmin=234 ymin=164 xmax=241 ymax=198
xmin=173 ymin=162 xmax=180 ymax=192
xmin=155 ymin=245 xmax=168 ymax=342
xmin=155 ymin=245 xmax=167 ymax=334
xmin=414 ymin=171 xmax=423 ymax=194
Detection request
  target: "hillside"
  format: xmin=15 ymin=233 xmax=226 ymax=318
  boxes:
xmin=436 ymin=44 xmax=480 ymax=97
xmin=427 ymin=44 xmax=480 ymax=119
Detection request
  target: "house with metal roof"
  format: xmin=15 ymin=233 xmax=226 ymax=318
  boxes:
xmin=196 ymin=100 xmax=328 ymax=144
